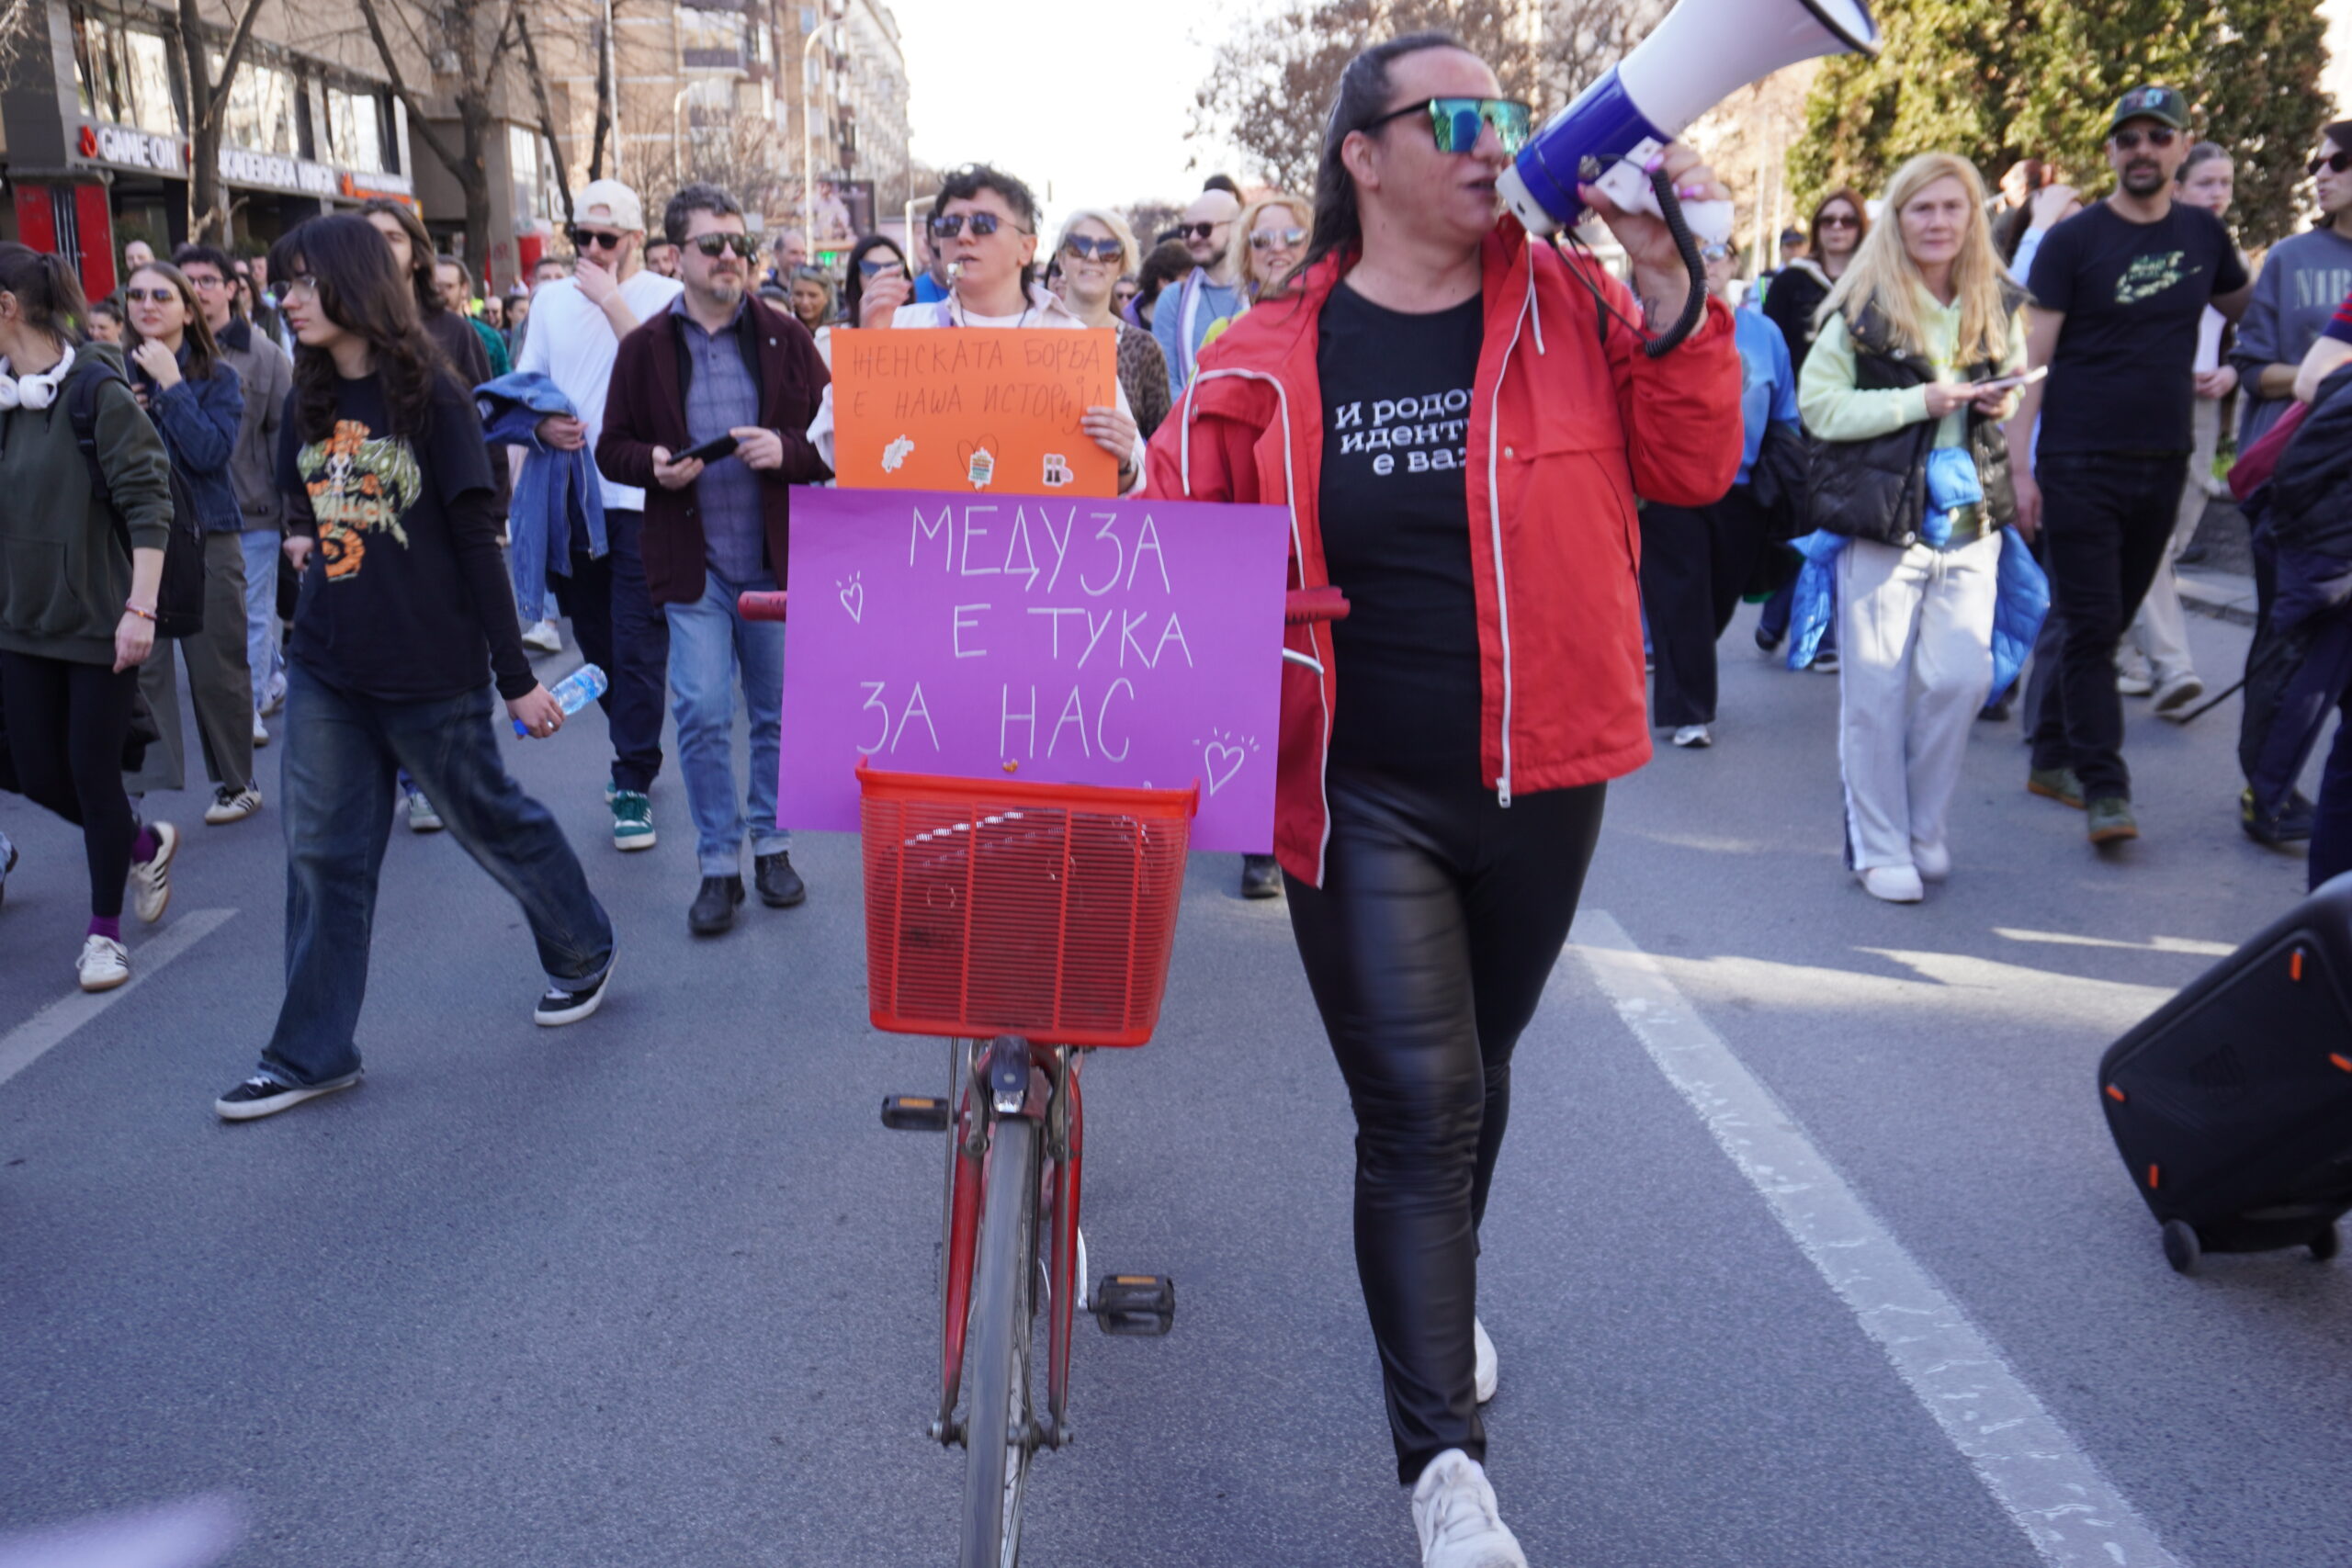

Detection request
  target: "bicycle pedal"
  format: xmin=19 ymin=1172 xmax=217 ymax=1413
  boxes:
xmin=880 ymin=1094 xmax=952 ymax=1132
xmin=1090 ymin=1273 xmax=1176 ymax=1337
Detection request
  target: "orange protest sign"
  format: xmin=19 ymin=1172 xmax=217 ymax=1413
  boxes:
xmin=830 ymin=327 xmax=1120 ymax=497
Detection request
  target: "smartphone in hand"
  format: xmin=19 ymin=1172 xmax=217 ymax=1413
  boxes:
xmin=675 ymin=433 xmax=741 ymax=465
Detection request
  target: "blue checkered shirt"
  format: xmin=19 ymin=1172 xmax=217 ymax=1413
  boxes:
xmin=671 ymin=295 xmax=766 ymax=583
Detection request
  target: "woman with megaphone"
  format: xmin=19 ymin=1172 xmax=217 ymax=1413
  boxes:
xmin=1796 ymin=152 xmax=2030 ymax=904
xmin=1145 ymin=30 xmax=1742 ymax=1567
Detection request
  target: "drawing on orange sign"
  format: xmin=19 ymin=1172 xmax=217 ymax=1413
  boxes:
xmin=830 ymin=327 xmax=1120 ymax=497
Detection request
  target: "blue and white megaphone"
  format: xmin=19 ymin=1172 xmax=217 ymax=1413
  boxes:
xmin=1498 ymin=0 xmax=1882 ymax=246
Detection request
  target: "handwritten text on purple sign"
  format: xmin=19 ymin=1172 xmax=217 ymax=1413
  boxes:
xmin=779 ymin=488 xmax=1292 ymax=851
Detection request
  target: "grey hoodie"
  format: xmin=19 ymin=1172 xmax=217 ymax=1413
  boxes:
xmin=2231 ymin=225 xmax=2352 ymax=444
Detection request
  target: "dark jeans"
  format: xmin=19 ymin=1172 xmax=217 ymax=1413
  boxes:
xmin=262 ymin=661 xmax=614 ymax=1087
xmin=553 ymin=508 xmax=668 ymax=795
xmin=1641 ymin=485 xmax=1770 ymax=727
xmin=0 ymin=650 xmax=139 ymax=919
xmin=1283 ymin=766 xmax=1607 ymax=1485
xmin=2312 ymin=681 xmax=2352 ymax=891
xmin=2028 ymin=451 xmax=2189 ymax=799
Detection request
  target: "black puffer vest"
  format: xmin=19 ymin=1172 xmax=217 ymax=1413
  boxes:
xmin=1807 ymin=282 xmax=2027 ymax=548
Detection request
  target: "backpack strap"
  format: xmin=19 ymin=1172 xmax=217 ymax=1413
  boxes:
xmin=66 ymin=357 xmax=132 ymax=514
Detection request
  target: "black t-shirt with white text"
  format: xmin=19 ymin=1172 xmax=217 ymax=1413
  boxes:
xmin=2028 ymin=201 xmax=2247 ymax=454
xmin=277 ymin=371 xmax=533 ymax=703
xmin=1317 ymin=284 xmax=1484 ymax=778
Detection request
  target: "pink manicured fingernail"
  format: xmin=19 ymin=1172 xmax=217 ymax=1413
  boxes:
xmin=1678 ymin=183 xmax=1708 ymax=200
xmin=1643 ymin=154 xmax=1665 ymax=174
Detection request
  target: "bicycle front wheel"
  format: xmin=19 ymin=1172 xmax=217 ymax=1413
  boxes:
xmin=959 ymin=1113 xmax=1041 ymax=1568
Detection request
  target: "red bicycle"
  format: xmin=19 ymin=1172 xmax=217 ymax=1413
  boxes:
xmin=740 ymin=585 xmax=1346 ymax=1566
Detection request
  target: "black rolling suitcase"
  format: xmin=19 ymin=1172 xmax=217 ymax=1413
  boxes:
xmin=2098 ymin=872 xmax=2352 ymax=1275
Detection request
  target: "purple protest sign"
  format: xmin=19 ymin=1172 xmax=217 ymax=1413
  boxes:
xmin=779 ymin=488 xmax=1293 ymax=852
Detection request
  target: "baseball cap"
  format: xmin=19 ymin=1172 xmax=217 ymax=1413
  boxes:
xmin=571 ymin=178 xmax=645 ymax=233
xmin=2109 ymin=85 xmax=2189 ymax=134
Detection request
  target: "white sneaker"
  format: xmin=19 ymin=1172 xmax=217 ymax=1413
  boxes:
xmin=521 ymin=619 xmax=563 ymax=655
xmin=2117 ymin=649 xmax=2155 ymax=696
xmin=77 ymin=934 xmax=129 ymax=992
xmin=252 ymin=711 xmax=270 ymax=747
xmin=1670 ymin=724 xmax=1713 ymax=749
xmin=130 ymin=821 xmax=176 ymax=923
xmin=2152 ymin=671 xmax=2205 ymax=721
xmin=1859 ymin=864 xmax=1925 ymax=904
xmin=204 ymin=785 xmax=264 ymax=825
xmin=1473 ymin=1317 xmax=1498 ymax=1404
xmin=1912 ymin=841 xmax=1951 ymax=882
xmin=1412 ymin=1450 xmax=1527 ymax=1568
xmin=261 ymin=670 xmax=287 ymax=716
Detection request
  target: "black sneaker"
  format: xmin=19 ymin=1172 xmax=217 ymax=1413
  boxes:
xmin=214 ymin=1069 xmax=362 ymax=1122
xmin=2242 ymin=788 xmax=2316 ymax=848
xmin=1754 ymin=625 xmax=1783 ymax=654
xmin=690 ymin=874 xmax=745 ymax=934
xmin=536 ymin=952 xmax=616 ymax=1026
xmin=754 ymin=852 xmax=807 ymax=908
xmin=1240 ymin=853 xmax=1283 ymax=899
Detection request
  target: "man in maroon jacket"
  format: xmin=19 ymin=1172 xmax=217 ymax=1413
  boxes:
xmin=597 ymin=182 xmax=832 ymax=935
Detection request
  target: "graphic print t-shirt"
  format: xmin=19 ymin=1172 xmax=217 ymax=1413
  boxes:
xmin=2029 ymin=202 xmax=2248 ymax=454
xmin=1316 ymin=284 xmax=1485 ymax=779
xmin=277 ymin=372 xmax=523 ymax=702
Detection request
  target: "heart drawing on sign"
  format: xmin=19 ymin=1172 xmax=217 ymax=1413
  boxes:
xmin=837 ymin=572 xmax=864 ymax=624
xmin=1198 ymin=729 xmax=1257 ymax=795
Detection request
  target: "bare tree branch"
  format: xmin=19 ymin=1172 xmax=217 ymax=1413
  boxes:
xmin=514 ymin=8 xmax=573 ymax=224
xmin=351 ymin=0 xmax=465 ymax=181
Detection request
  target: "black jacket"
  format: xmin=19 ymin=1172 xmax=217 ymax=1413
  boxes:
xmin=2267 ymin=363 xmax=2352 ymax=560
xmin=1805 ymin=287 xmax=2025 ymax=550
xmin=1761 ymin=259 xmax=1833 ymax=381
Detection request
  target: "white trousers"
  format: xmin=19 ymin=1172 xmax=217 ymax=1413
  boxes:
xmin=1837 ymin=530 xmax=2003 ymax=871
xmin=2127 ymin=396 xmax=2221 ymax=682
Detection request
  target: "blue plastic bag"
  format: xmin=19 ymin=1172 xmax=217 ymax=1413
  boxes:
xmin=1785 ymin=529 xmax=1849 ymax=671
xmin=1923 ymin=448 xmax=1982 ymax=548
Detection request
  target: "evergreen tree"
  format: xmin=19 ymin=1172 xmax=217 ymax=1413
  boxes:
xmin=1794 ymin=0 xmax=2328 ymax=246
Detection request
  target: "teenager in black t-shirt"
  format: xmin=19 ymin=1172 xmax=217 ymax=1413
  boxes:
xmin=2008 ymin=85 xmax=2252 ymax=847
xmin=213 ymin=216 xmax=618 ymax=1123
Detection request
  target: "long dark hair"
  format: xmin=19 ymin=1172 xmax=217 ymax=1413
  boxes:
xmin=360 ymin=197 xmax=446 ymax=318
xmin=123 ymin=261 xmax=223 ymax=385
xmin=1298 ymin=31 xmax=1468 ymax=278
xmin=842 ymin=233 xmax=905 ymax=329
xmin=276 ymin=215 xmax=452 ymax=443
xmin=0 ymin=242 xmax=88 ymax=344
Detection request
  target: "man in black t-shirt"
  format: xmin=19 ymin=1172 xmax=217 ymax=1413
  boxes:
xmin=2009 ymin=85 xmax=2252 ymax=847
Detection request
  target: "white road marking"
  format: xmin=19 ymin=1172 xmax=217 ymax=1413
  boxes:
xmin=1993 ymin=928 xmax=2236 ymax=958
xmin=0 ymin=909 xmax=236 ymax=1090
xmin=1572 ymin=910 xmax=2184 ymax=1568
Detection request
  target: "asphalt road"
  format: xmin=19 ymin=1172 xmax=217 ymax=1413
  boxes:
xmin=1 ymin=595 xmax=2344 ymax=1568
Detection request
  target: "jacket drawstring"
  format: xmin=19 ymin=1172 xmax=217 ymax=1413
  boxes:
xmin=1525 ymin=242 xmax=1546 ymax=356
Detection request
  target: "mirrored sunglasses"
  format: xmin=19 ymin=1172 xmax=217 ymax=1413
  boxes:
xmin=1366 ymin=96 xmax=1533 ymax=156
xmin=1250 ymin=226 xmax=1308 ymax=252
xmin=1062 ymin=236 xmax=1124 ymax=262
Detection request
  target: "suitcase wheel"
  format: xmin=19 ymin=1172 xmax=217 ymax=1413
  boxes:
xmin=2312 ymin=1223 xmax=2341 ymax=1263
xmin=2162 ymin=1219 xmax=2202 ymax=1276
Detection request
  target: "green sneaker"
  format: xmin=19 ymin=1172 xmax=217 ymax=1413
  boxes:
xmin=2086 ymin=795 xmax=2139 ymax=845
xmin=2026 ymin=767 xmax=2085 ymax=809
xmin=609 ymin=787 xmax=656 ymax=851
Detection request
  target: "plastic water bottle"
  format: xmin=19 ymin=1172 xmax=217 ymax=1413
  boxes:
xmin=515 ymin=663 xmax=607 ymax=736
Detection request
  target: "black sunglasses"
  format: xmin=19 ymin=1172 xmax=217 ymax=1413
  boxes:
xmin=568 ymin=226 xmax=626 ymax=252
xmin=2110 ymin=127 xmax=2178 ymax=152
xmin=1817 ymin=211 xmax=1860 ymax=229
xmin=1062 ymin=235 xmax=1124 ymax=262
xmin=122 ymin=287 xmax=180 ymax=304
xmin=1179 ymin=220 xmax=1227 ymax=242
xmin=2311 ymin=149 xmax=2352 ymax=177
xmin=929 ymin=212 xmax=1027 ymax=240
xmin=690 ymin=232 xmax=759 ymax=259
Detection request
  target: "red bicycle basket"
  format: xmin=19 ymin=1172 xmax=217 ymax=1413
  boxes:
xmin=857 ymin=764 xmax=1200 ymax=1046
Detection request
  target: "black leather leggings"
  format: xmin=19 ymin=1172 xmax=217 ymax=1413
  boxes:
xmin=1283 ymin=765 xmax=1607 ymax=1484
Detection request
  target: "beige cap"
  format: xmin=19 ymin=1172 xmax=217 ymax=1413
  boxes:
xmin=571 ymin=178 xmax=645 ymax=233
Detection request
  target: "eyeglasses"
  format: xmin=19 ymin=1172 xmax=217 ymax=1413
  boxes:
xmin=183 ymin=272 xmax=227 ymax=290
xmin=1364 ymin=96 xmax=1534 ymax=156
xmin=1179 ymin=220 xmax=1228 ymax=242
xmin=122 ymin=287 xmax=179 ymax=305
xmin=1698 ymin=243 xmax=1734 ymax=263
xmin=929 ymin=212 xmax=1027 ymax=240
xmin=272 ymin=276 xmax=318 ymax=305
xmin=1817 ymin=211 xmax=1860 ymax=229
xmin=2110 ymin=127 xmax=2178 ymax=152
xmin=568 ymin=226 xmax=626 ymax=252
xmin=690 ymin=232 xmax=760 ymax=259
xmin=2310 ymin=150 xmax=2352 ymax=176
xmin=1062 ymin=235 xmax=1124 ymax=263
xmin=1250 ymin=226 xmax=1308 ymax=252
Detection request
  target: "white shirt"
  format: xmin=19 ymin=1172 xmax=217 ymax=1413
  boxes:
xmin=807 ymin=282 xmax=1145 ymax=491
xmin=514 ymin=268 xmax=685 ymax=512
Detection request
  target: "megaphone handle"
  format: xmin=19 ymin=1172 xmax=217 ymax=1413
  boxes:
xmin=1643 ymin=166 xmax=1707 ymax=360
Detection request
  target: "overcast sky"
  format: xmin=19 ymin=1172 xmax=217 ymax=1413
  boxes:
xmin=886 ymin=0 xmax=1244 ymax=220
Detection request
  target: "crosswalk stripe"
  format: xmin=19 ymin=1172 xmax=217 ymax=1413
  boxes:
xmin=0 ymin=909 xmax=237 ymax=1091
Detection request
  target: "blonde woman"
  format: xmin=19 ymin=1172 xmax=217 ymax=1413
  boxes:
xmin=1798 ymin=152 xmax=2030 ymax=902
xmin=1229 ymin=191 xmax=1311 ymax=301
xmin=1052 ymin=206 xmax=1170 ymax=439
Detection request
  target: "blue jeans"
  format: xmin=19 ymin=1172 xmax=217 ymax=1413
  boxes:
xmin=239 ymin=529 xmax=284 ymax=710
xmin=262 ymin=662 xmax=614 ymax=1087
xmin=665 ymin=569 xmax=788 ymax=876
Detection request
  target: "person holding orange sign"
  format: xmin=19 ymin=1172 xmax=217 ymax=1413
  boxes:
xmin=806 ymin=164 xmax=1146 ymax=495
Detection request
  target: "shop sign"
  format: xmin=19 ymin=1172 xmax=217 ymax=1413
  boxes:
xmin=77 ymin=122 xmax=186 ymax=175
xmin=219 ymin=146 xmax=342 ymax=196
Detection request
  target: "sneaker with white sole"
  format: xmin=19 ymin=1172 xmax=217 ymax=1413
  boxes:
xmin=0 ymin=831 xmax=16 ymax=908
xmin=252 ymin=711 xmax=270 ymax=748
xmin=1912 ymin=841 xmax=1952 ymax=882
xmin=2117 ymin=650 xmax=2155 ymax=696
xmin=76 ymin=933 xmax=129 ymax=992
xmin=607 ymin=787 xmax=656 ymax=851
xmin=2152 ymin=671 xmax=2205 ymax=721
xmin=204 ymin=785 xmax=263 ymax=825
xmin=130 ymin=821 xmax=176 ymax=923
xmin=1412 ymin=1450 xmax=1527 ymax=1568
xmin=1671 ymin=724 xmax=1712 ymax=749
xmin=1473 ymin=1317 xmax=1498 ymax=1404
xmin=261 ymin=670 xmax=287 ymax=716
xmin=535 ymin=951 xmax=616 ymax=1026
xmin=1859 ymin=864 xmax=1925 ymax=903
xmin=1813 ymin=649 xmax=1841 ymax=673
xmin=521 ymin=619 xmax=564 ymax=655
xmin=214 ymin=1069 xmax=362 ymax=1122
xmin=404 ymin=789 xmax=444 ymax=833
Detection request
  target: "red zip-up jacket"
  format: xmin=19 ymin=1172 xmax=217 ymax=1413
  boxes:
xmin=1144 ymin=222 xmax=1743 ymax=887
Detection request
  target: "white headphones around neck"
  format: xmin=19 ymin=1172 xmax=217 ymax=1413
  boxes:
xmin=0 ymin=344 xmax=75 ymax=412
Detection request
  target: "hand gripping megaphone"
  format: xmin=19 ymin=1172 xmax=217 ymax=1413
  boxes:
xmin=1498 ymin=0 xmax=1882 ymax=247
